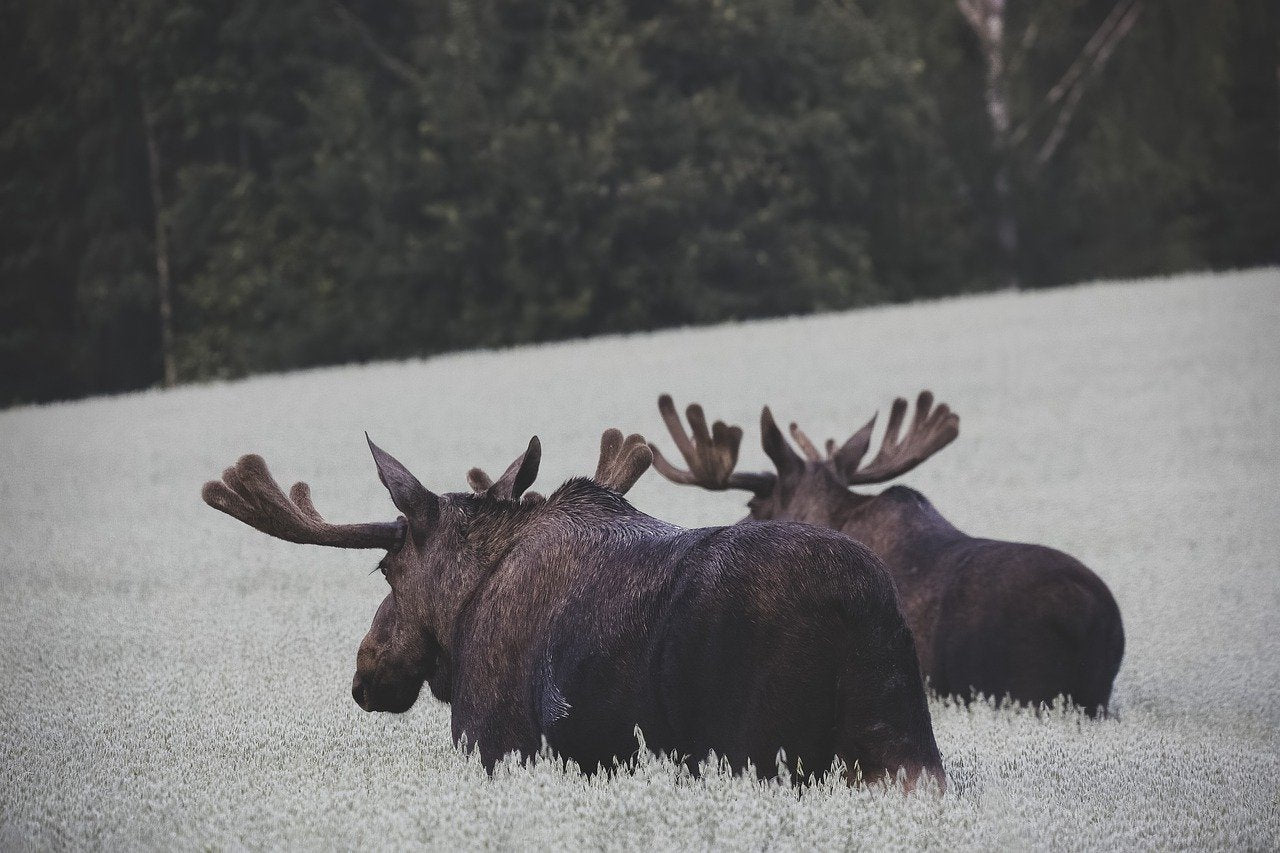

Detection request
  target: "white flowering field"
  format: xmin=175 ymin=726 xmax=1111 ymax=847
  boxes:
xmin=2 ymin=269 xmax=1278 ymax=849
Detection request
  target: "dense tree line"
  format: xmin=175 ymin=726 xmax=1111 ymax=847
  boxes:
xmin=2 ymin=0 xmax=1276 ymax=405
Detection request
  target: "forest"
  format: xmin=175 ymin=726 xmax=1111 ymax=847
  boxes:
xmin=2 ymin=0 xmax=1276 ymax=405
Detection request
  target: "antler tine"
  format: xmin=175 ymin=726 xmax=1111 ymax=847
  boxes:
xmin=594 ymin=428 xmax=653 ymax=495
xmin=202 ymin=454 xmax=404 ymax=549
xmin=844 ymin=391 xmax=960 ymax=485
xmin=650 ymin=395 xmax=775 ymax=495
xmin=467 ymin=468 xmax=495 ymax=492
xmin=594 ymin=427 xmax=625 ymax=482
xmin=288 ymin=481 xmax=325 ymax=522
xmin=788 ymin=422 xmax=823 ymax=462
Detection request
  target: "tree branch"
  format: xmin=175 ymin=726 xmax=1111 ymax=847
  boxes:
xmin=1034 ymin=0 xmax=1143 ymax=166
xmin=1010 ymin=0 xmax=1129 ymax=146
xmin=1006 ymin=16 xmax=1041 ymax=81
xmin=955 ymin=0 xmax=985 ymax=37
xmin=1010 ymin=0 xmax=1142 ymax=152
xmin=330 ymin=0 xmax=430 ymax=93
xmin=1045 ymin=0 xmax=1135 ymax=108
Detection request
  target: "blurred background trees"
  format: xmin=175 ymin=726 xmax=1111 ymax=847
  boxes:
xmin=2 ymin=0 xmax=1276 ymax=405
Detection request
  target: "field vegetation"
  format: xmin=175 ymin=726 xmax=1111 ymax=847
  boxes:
xmin=1 ymin=269 xmax=1277 ymax=848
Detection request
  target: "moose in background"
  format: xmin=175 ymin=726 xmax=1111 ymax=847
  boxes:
xmin=203 ymin=428 xmax=945 ymax=788
xmin=651 ymin=392 xmax=1124 ymax=717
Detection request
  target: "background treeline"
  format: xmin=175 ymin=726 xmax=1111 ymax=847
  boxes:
xmin=2 ymin=0 xmax=1277 ymax=405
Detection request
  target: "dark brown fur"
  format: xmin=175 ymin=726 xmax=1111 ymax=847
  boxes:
xmin=202 ymin=432 xmax=944 ymax=787
xmin=651 ymin=393 xmax=1125 ymax=717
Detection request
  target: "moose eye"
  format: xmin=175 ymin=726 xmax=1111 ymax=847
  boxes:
xmin=391 ymin=516 xmax=409 ymax=552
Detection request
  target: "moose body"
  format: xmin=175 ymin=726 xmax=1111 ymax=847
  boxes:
xmin=452 ymin=491 xmax=936 ymax=780
xmin=773 ymin=477 xmax=1123 ymax=712
xmin=203 ymin=430 xmax=943 ymax=786
xmin=651 ymin=393 xmax=1124 ymax=716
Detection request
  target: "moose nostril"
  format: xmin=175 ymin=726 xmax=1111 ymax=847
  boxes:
xmin=351 ymin=676 xmax=368 ymax=710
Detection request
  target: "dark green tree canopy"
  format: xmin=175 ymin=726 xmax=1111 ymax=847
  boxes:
xmin=2 ymin=0 xmax=1276 ymax=405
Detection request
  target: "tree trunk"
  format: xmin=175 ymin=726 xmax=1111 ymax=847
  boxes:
xmin=960 ymin=0 xmax=1020 ymax=288
xmin=961 ymin=0 xmax=1145 ymax=288
xmin=141 ymin=90 xmax=176 ymax=388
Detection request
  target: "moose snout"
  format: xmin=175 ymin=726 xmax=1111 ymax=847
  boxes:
xmin=351 ymin=673 xmax=372 ymax=712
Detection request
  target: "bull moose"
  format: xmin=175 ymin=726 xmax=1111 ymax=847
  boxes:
xmin=650 ymin=392 xmax=1124 ymax=716
xmin=202 ymin=429 xmax=944 ymax=787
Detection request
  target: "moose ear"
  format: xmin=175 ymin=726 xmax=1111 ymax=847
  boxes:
xmin=473 ymin=436 xmax=541 ymax=501
xmin=366 ymin=434 xmax=439 ymax=526
xmin=831 ymin=414 xmax=876 ymax=483
xmin=507 ymin=436 xmax=541 ymax=501
xmin=760 ymin=406 xmax=803 ymax=477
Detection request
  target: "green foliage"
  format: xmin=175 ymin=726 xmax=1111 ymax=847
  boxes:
xmin=1015 ymin=2 xmax=1272 ymax=285
xmin=1 ymin=0 xmax=1276 ymax=404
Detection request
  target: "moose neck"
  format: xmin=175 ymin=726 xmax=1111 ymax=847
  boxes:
xmin=412 ymin=497 xmax=537 ymax=656
xmin=437 ymin=480 xmax=670 ymax=657
xmin=838 ymin=485 xmax=964 ymax=569
xmin=771 ymin=467 xmax=878 ymax=531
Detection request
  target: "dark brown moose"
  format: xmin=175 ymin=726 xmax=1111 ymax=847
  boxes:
xmin=650 ymin=392 xmax=1124 ymax=717
xmin=202 ymin=429 xmax=944 ymax=788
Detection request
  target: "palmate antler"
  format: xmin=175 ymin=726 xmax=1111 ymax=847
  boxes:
xmin=791 ymin=391 xmax=959 ymax=485
xmin=653 ymin=391 xmax=958 ymax=494
xmin=202 ymin=453 xmax=405 ymax=549
xmin=593 ymin=428 xmax=653 ymax=494
xmin=649 ymin=395 xmax=777 ymax=495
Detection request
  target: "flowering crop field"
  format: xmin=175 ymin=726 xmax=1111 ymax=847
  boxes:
xmin=2 ymin=269 xmax=1278 ymax=849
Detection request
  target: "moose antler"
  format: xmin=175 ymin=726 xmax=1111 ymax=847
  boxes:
xmin=787 ymin=421 xmax=825 ymax=462
xmin=650 ymin=395 xmax=777 ymax=495
xmin=202 ymin=454 xmax=405 ymax=549
xmin=593 ymin=428 xmax=652 ymax=495
xmin=822 ymin=391 xmax=959 ymax=485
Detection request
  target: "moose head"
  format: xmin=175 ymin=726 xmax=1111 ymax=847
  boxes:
xmin=650 ymin=391 xmax=959 ymax=527
xmin=202 ymin=431 xmax=652 ymax=715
